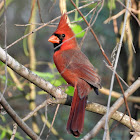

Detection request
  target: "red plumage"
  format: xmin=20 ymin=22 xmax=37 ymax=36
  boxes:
xmin=48 ymin=14 xmax=101 ymax=137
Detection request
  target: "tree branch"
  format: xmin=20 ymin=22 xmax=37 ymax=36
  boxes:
xmin=0 ymin=92 xmax=40 ymax=140
xmin=17 ymin=91 xmax=140 ymax=134
xmin=100 ymin=87 xmax=140 ymax=103
xmin=6 ymin=0 xmax=99 ymax=49
xmin=82 ymin=78 xmax=140 ymax=140
xmin=0 ymin=46 xmax=67 ymax=99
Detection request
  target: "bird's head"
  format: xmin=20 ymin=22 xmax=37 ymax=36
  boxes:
xmin=48 ymin=13 xmax=77 ymax=52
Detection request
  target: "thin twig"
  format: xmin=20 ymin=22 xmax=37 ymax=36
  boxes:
xmin=117 ymin=0 xmax=140 ymax=26
xmin=10 ymin=123 xmax=17 ymax=140
xmin=103 ymin=0 xmax=132 ymax=139
xmin=15 ymin=23 xmax=56 ymax=27
xmin=82 ymin=78 xmax=140 ymax=140
xmin=104 ymin=9 xmax=126 ymax=24
xmin=49 ymin=0 xmax=56 ymax=13
xmin=79 ymin=5 xmax=97 ymax=47
xmin=46 ymin=104 xmax=60 ymax=140
xmin=71 ymin=2 xmax=100 ymax=24
xmin=23 ymin=100 xmax=48 ymax=121
xmin=104 ymin=7 xmax=140 ymax=24
xmin=70 ymin=0 xmax=104 ymax=50
xmin=110 ymin=109 xmax=127 ymax=133
xmin=38 ymin=102 xmax=48 ymax=139
xmin=0 ymin=92 xmax=40 ymax=140
xmin=99 ymin=87 xmax=140 ymax=103
xmin=103 ymin=60 xmax=129 ymax=88
xmin=6 ymin=0 xmax=99 ymax=49
xmin=37 ymin=0 xmax=44 ymax=23
xmin=41 ymin=113 xmax=64 ymax=140
xmin=1 ymin=0 xmax=8 ymax=100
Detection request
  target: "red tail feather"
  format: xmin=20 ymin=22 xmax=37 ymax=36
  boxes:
xmin=67 ymin=85 xmax=87 ymax=137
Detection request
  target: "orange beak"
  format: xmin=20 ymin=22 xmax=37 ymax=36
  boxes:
xmin=48 ymin=35 xmax=60 ymax=44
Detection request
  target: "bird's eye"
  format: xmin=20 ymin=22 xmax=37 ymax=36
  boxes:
xmin=62 ymin=34 xmax=65 ymax=38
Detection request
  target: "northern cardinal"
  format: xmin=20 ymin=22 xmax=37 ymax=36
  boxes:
xmin=48 ymin=14 xmax=101 ymax=137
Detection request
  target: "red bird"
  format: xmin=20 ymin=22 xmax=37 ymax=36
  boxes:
xmin=48 ymin=14 xmax=101 ymax=137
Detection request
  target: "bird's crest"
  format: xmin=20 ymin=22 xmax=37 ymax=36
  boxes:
xmin=57 ymin=13 xmax=69 ymax=29
xmin=55 ymin=13 xmax=74 ymax=38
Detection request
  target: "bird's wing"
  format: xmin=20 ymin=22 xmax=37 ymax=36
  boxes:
xmin=62 ymin=48 xmax=101 ymax=89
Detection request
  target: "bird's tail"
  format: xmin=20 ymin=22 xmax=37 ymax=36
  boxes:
xmin=66 ymin=86 xmax=87 ymax=137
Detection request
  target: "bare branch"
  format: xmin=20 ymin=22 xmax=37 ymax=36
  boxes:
xmin=6 ymin=0 xmax=99 ymax=49
xmin=10 ymin=123 xmax=18 ymax=140
xmin=0 ymin=46 xmax=67 ymax=99
xmin=99 ymin=87 xmax=140 ymax=103
xmin=37 ymin=0 xmax=44 ymax=23
xmin=15 ymin=23 xmax=56 ymax=27
xmin=103 ymin=0 xmax=132 ymax=138
xmin=104 ymin=9 xmax=126 ymax=24
xmin=104 ymin=7 xmax=140 ymax=24
xmin=1 ymin=0 xmax=8 ymax=99
xmin=117 ymin=0 xmax=140 ymax=26
xmin=82 ymin=78 xmax=140 ymax=140
xmin=15 ymin=91 xmax=140 ymax=134
xmin=46 ymin=104 xmax=60 ymax=140
xmin=0 ymin=92 xmax=40 ymax=140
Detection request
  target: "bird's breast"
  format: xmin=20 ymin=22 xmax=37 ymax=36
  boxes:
xmin=53 ymin=51 xmax=77 ymax=86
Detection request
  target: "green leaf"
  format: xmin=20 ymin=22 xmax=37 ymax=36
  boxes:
xmin=46 ymin=73 xmax=55 ymax=78
xmin=0 ymin=75 xmax=15 ymax=86
xmin=66 ymin=86 xmax=74 ymax=96
xmin=51 ymin=79 xmax=62 ymax=87
xmin=107 ymin=0 xmax=116 ymax=10
xmin=34 ymin=71 xmax=54 ymax=79
xmin=0 ymin=126 xmax=24 ymax=140
xmin=71 ymin=24 xmax=85 ymax=38
xmin=75 ymin=17 xmax=84 ymax=22
xmin=0 ymin=130 xmax=6 ymax=139
xmin=0 ymin=61 xmax=4 ymax=66
xmin=37 ymin=91 xmax=47 ymax=95
xmin=0 ymin=115 xmax=6 ymax=122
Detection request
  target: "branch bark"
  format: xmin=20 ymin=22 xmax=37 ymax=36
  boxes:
xmin=0 ymin=92 xmax=40 ymax=140
xmin=82 ymin=78 xmax=140 ymax=140
xmin=0 ymin=47 xmax=67 ymax=99
xmin=13 ymin=95 xmax=140 ymax=135
xmin=100 ymin=87 xmax=140 ymax=103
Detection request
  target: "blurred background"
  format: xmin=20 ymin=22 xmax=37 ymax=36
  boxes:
xmin=0 ymin=0 xmax=139 ymax=139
